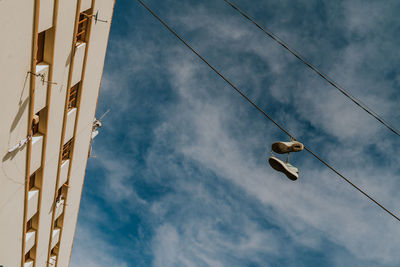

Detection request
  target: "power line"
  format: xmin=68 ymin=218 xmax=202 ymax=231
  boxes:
xmin=222 ymin=0 xmax=400 ymax=138
xmin=136 ymin=0 xmax=400 ymax=223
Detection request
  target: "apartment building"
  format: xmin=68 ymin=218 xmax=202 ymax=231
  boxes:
xmin=0 ymin=0 xmax=115 ymax=266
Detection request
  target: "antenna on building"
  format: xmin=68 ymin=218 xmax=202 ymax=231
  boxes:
xmin=88 ymin=145 xmax=97 ymax=158
xmin=94 ymin=10 xmax=108 ymax=24
xmin=83 ymin=11 xmax=108 ymax=24
xmin=98 ymin=108 xmax=111 ymax=121
xmin=28 ymin=71 xmax=57 ymax=85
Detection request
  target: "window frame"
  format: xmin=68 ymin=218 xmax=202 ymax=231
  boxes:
xmin=68 ymin=83 xmax=79 ymax=110
xmin=76 ymin=13 xmax=89 ymax=43
xmin=62 ymin=139 xmax=73 ymax=162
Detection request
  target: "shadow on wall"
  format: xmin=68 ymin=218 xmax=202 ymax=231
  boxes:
xmin=3 ymin=72 xmax=30 ymax=162
xmin=10 ymin=72 xmax=30 ymax=133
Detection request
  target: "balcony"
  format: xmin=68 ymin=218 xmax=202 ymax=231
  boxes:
xmin=80 ymin=0 xmax=92 ymax=12
xmin=55 ymin=199 xmax=64 ymax=220
xmin=64 ymin=108 xmax=77 ymax=144
xmin=30 ymin=134 xmax=43 ymax=175
xmin=24 ymin=260 xmax=34 ymax=267
xmin=38 ymin=0 xmax=54 ymax=32
xmin=71 ymin=42 xmax=86 ymax=87
xmin=49 ymin=255 xmax=57 ymax=266
xmin=59 ymin=159 xmax=70 ymax=190
xmin=27 ymin=189 xmax=39 ymax=221
xmin=51 ymin=228 xmax=61 ymax=249
xmin=25 ymin=230 xmax=36 ymax=254
xmin=34 ymin=63 xmax=49 ymax=114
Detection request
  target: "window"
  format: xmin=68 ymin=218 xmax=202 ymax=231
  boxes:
xmin=51 ymin=244 xmax=59 ymax=255
xmin=36 ymin=31 xmax=45 ymax=64
xmin=32 ymin=114 xmax=40 ymax=135
xmin=55 ymin=215 xmax=63 ymax=227
xmin=76 ymin=12 xmax=90 ymax=43
xmin=24 ymin=245 xmax=36 ymax=262
xmin=29 ymin=172 xmax=36 ymax=191
xmin=68 ymin=83 xmax=79 ymax=110
xmin=26 ymin=214 xmax=38 ymax=232
xmin=35 ymin=28 xmax=55 ymax=65
xmin=56 ymin=187 xmax=62 ymax=200
xmin=32 ymin=108 xmax=48 ymax=135
xmin=56 ymin=185 xmax=68 ymax=205
xmin=25 ymin=251 xmax=32 ymax=261
xmin=26 ymin=217 xmax=33 ymax=232
xmin=62 ymin=139 xmax=73 ymax=162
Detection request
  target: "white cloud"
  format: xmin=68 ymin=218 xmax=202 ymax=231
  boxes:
xmin=144 ymin=28 xmax=400 ymax=263
xmin=70 ymin=222 xmax=129 ymax=267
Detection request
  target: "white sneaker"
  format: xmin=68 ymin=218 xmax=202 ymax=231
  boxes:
xmin=271 ymin=141 xmax=304 ymax=154
xmin=268 ymin=156 xmax=299 ymax=181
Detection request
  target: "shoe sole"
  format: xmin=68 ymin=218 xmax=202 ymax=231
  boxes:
xmin=268 ymin=157 xmax=298 ymax=181
xmin=272 ymin=142 xmax=303 ymax=154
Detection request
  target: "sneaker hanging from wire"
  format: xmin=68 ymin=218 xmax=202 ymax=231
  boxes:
xmin=268 ymin=156 xmax=299 ymax=181
xmin=271 ymin=140 xmax=304 ymax=154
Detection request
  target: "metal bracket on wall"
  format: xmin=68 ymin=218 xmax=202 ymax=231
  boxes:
xmin=28 ymin=71 xmax=58 ymax=85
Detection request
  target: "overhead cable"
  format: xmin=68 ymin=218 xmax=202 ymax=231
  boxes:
xmin=136 ymin=0 xmax=400 ymax=223
xmin=222 ymin=0 xmax=400 ymax=138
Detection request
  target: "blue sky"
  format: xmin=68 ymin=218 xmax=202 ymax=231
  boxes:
xmin=70 ymin=0 xmax=400 ymax=266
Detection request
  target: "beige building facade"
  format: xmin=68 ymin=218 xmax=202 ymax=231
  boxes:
xmin=0 ymin=0 xmax=115 ymax=266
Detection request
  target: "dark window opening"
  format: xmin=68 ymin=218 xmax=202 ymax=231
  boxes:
xmin=26 ymin=218 xmax=33 ymax=232
xmin=62 ymin=140 xmax=73 ymax=162
xmin=56 ymin=187 xmax=62 ymax=199
xmin=29 ymin=172 xmax=36 ymax=191
xmin=51 ymin=244 xmax=59 ymax=255
xmin=36 ymin=31 xmax=45 ymax=64
xmin=68 ymin=83 xmax=79 ymax=110
xmin=76 ymin=13 xmax=89 ymax=43
xmin=32 ymin=113 xmax=40 ymax=135
xmin=25 ymin=251 xmax=31 ymax=261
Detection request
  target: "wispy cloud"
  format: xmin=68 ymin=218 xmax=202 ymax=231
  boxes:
xmin=70 ymin=220 xmax=129 ymax=267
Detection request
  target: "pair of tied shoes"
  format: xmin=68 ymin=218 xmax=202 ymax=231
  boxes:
xmin=269 ymin=141 xmax=303 ymax=181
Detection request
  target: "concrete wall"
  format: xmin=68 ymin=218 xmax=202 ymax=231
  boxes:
xmin=0 ymin=1 xmax=34 ymax=266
